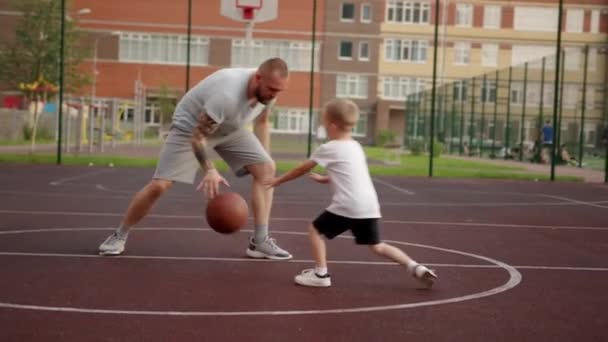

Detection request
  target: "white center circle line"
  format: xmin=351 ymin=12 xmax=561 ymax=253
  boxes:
xmin=0 ymin=227 xmax=521 ymax=316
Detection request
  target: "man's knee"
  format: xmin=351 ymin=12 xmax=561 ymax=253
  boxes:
xmin=146 ymin=179 xmax=173 ymax=197
xmin=248 ymin=161 xmax=276 ymax=182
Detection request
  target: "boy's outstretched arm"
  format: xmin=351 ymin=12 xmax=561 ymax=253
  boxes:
xmin=265 ymin=160 xmax=317 ymax=188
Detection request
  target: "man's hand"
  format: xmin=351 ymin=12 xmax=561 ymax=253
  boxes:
xmin=309 ymin=172 xmax=330 ymax=184
xmin=196 ymin=169 xmax=230 ymax=199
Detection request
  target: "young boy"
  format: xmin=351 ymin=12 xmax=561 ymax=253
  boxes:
xmin=265 ymin=99 xmax=438 ymax=288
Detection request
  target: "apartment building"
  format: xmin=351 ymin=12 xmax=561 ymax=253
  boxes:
xmin=1 ymin=0 xmax=606 ymax=147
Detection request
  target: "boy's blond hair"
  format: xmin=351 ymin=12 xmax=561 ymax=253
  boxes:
xmin=323 ymin=99 xmax=359 ymax=131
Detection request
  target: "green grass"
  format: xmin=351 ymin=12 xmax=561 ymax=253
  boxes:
xmin=583 ymin=156 xmax=606 ymax=171
xmin=0 ymin=153 xmax=582 ymax=181
xmin=0 ymin=138 xmax=55 ymax=146
xmin=363 ymin=147 xmax=525 ymax=171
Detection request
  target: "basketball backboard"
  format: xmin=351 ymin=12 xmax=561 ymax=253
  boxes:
xmin=221 ymin=0 xmax=278 ymax=23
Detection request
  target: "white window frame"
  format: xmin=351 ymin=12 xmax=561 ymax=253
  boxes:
xmin=483 ymin=5 xmax=501 ymax=29
xmin=361 ymin=3 xmax=372 ymax=23
xmin=453 ymin=80 xmax=468 ymax=101
xmin=481 ymin=43 xmax=498 ymax=67
xmin=481 ymin=81 xmax=497 ymax=103
xmin=456 ymin=3 xmax=473 ymax=27
xmin=514 ymin=7 xmax=558 ymax=32
xmin=341 ymin=2 xmax=356 ymax=22
xmin=381 ymin=76 xmax=426 ymax=100
xmin=566 ymin=8 xmax=584 ymax=33
xmin=359 ymin=41 xmax=370 ymax=61
xmin=336 ymin=74 xmax=368 ymax=99
xmin=590 ymin=10 xmax=600 ymax=33
xmin=386 ymin=1 xmax=430 ymax=24
xmin=454 ymin=42 xmax=471 ymax=65
xmin=352 ymin=113 xmax=368 ymax=137
xmin=564 ymin=47 xmax=581 ymax=71
xmin=272 ymin=108 xmax=315 ymax=134
xmin=338 ymin=40 xmax=354 ymax=60
xmin=231 ymin=39 xmax=320 ymax=71
xmin=384 ymin=38 xmax=427 ymax=63
xmin=119 ymin=33 xmax=209 ymax=66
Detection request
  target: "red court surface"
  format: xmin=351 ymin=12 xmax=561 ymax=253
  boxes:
xmin=0 ymin=164 xmax=607 ymax=341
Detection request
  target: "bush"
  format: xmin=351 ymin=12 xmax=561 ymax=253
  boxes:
xmin=409 ymin=138 xmax=425 ymax=155
xmin=432 ymin=138 xmax=443 ymax=158
xmin=376 ymin=129 xmax=396 ymax=147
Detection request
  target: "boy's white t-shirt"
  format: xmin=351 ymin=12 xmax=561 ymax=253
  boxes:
xmin=310 ymin=139 xmax=381 ymax=219
xmin=171 ymin=68 xmax=268 ymax=135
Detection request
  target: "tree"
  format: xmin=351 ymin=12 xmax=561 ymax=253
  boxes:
xmin=0 ymin=0 xmax=91 ymax=150
xmin=155 ymin=84 xmax=176 ymax=138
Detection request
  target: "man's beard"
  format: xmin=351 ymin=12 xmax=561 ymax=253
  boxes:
xmin=255 ymin=87 xmax=273 ymax=105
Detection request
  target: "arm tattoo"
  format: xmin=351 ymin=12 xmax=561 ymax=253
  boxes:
xmin=191 ymin=113 xmax=219 ymax=173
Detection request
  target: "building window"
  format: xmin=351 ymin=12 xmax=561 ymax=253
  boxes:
xmin=353 ymin=113 xmax=368 ymax=136
xmin=361 ymin=3 xmax=372 ymax=23
xmin=339 ymin=41 xmax=354 ymax=60
xmin=336 ymin=74 xmax=368 ymax=99
xmin=514 ymin=7 xmax=558 ymax=32
xmin=456 ymin=3 xmax=473 ymax=27
xmin=483 ymin=5 xmax=501 ymax=29
xmin=453 ymin=80 xmax=467 ymax=101
xmin=384 ymin=39 xmax=427 ymax=63
xmin=566 ymin=9 xmax=584 ymax=33
xmin=341 ymin=3 xmax=355 ymax=21
xmin=231 ymin=39 xmax=320 ymax=71
xmin=272 ymin=108 xmax=315 ymax=134
xmin=359 ymin=41 xmax=370 ymax=61
xmin=454 ymin=42 xmax=471 ymax=65
xmin=119 ymin=33 xmax=209 ymax=65
xmin=511 ymin=45 xmax=556 ymax=70
xmin=481 ymin=81 xmax=497 ymax=103
xmin=481 ymin=43 xmax=498 ymax=67
xmin=510 ymin=82 xmax=523 ymax=105
xmin=564 ymin=47 xmax=581 ymax=71
xmin=386 ymin=1 xmax=430 ymax=24
xmin=382 ymin=76 xmax=426 ymax=100
xmin=590 ymin=10 xmax=600 ymax=33
xmin=563 ymin=84 xmax=578 ymax=109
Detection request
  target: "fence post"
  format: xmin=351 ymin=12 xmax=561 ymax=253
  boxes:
xmin=519 ymin=62 xmax=529 ymax=161
xmin=479 ymin=74 xmax=487 ymax=157
xmin=578 ymin=45 xmax=589 ymax=168
xmin=469 ymin=77 xmax=476 ymax=154
xmin=505 ymin=67 xmax=513 ymax=159
xmin=459 ymin=81 xmax=465 ymax=155
xmin=492 ymin=70 xmax=499 ymax=157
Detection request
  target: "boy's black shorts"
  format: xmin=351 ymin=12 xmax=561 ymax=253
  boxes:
xmin=312 ymin=210 xmax=380 ymax=245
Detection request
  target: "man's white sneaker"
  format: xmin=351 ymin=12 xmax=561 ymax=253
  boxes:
xmin=98 ymin=232 xmax=127 ymax=256
xmin=412 ymin=264 xmax=438 ymax=289
xmin=294 ymin=269 xmax=331 ymax=287
xmin=246 ymin=237 xmax=292 ymax=260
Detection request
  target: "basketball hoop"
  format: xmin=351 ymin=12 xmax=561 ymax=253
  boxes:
xmin=242 ymin=7 xmax=255 ymax=20
xmin=236 ymin=0 xmax=262 ymax=21
xmin=221 ymin=0 xmax=277 ymax=23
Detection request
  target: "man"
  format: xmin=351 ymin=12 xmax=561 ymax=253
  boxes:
xmin=98 ymin=58 xmax=292 ymax=260
xmin=540 ymin=120 xmax=554 ymax=163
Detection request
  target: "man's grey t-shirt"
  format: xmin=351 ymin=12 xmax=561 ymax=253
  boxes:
xmin=171 ymin=68 xmax=268 ymax=135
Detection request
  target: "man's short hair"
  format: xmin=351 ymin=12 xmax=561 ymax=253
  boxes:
xmin=258 ymin=58 xmax=289 ymax=78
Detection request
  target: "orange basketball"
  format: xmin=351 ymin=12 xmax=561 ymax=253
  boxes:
xmin=205 ymin=192 xmax=249 ymax=234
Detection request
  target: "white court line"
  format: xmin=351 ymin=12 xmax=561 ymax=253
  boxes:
xmin=0 ymin=252 xmax=606 ymax=272
xmin=372 ymin=178 xmax=415 ymax=195
xmin=541 ymin=194 xmax=608 ymax=209
xmin=0 ymin=227 xmax=522 ymax=316
xmin=1 ymin=209 xmax=607 ymax=231
xmin=5 ymin=190 xmax=607 ymax=207
xmin=49 ymin=168 xmax=116 ymax=186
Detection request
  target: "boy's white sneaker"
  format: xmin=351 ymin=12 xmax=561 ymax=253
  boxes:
xmin=294 ymin=269 xmax=331 ymax=287
xmin=98 ymin=232 xmax=127 ymax=256
xmin=412 ymin=264 xmax=438 ymax=289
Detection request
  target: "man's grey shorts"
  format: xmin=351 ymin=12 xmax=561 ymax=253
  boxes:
xmin=153 ymin=127 xmax=272 ymax=184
